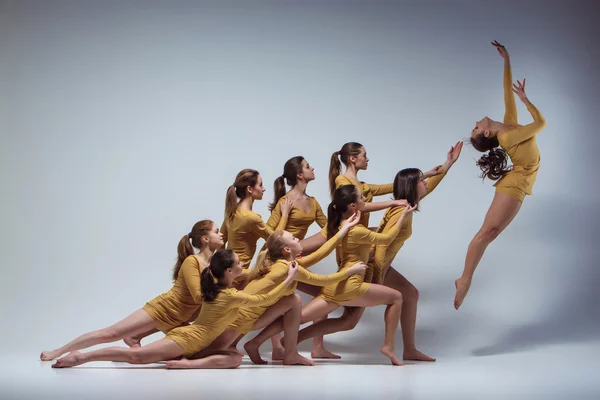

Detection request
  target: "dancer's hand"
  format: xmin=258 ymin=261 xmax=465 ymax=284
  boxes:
xmin=423 ymin=167 xmax=442 ymax=179
xmin=281 ymin=197 xmax=294 ymax=217
xmin=285 ymin=260 xmax=300 ymax=283
xmin=392 ymin=199 xmax=409 ymax=207
xmin=492 ymin=40 xmax=510 ymax=60
xmin=512 ymin=79 xmax=529 ymax=103
xmin=401 ymin=204 xmax=418 ymax=217
xmin=339 ymin=211 xmax=361 ymax=238
xmin=441 ymin=141 xmax=463 ymax=172
xmin=347 ymin=262 xmax=367 ymax=276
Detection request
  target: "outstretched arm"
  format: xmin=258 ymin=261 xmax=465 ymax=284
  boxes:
xmin=498 ymin=80 xmax=546 ymax=148
xmin=492 ymin=40 xmax=518 ymax=126
xmin=361 ymin=199 xmax=408 ymax=213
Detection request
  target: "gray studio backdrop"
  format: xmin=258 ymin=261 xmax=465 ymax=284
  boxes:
xmin=1 ymin=0 xmax=598 ymax=357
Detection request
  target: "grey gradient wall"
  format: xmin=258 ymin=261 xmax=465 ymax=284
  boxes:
xmin=1 ymin=0 xmax=598 ymax=356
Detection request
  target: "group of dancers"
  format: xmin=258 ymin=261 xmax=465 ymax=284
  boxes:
xmin=42 ymin=41 xmax=546 ymax=369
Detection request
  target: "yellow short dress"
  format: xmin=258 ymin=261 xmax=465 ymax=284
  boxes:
xmin=494 ymin=65 xmax=547 ymax=202
xmin=165 ymin=281 xmax=290 ymax=357
xmin=142 ymin=255 xmax=206 ymax=333
xmin=220 ymin=209 xmax=288 ymax=269
xmin=319 ymin=223 xmax=401 ymax=303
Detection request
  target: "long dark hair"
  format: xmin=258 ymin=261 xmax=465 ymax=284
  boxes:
xmin=200 ymin=249 xmax=236 ymax=302
xmin=327 ymin=185 xmax=359 ymax=239
xmin=225 ymin=169 xmax=260 ymax=221
xmin=470 ymin=134 xmax=512 ymax=181
xmin=329 ymin=142 xmax=363 ymax=199
xmin=173 ymin=220 xmax=214 ymax=282
xmin=269 ymin=156 xmax=304 ymax=211
xmin=392 ymin=168 xmax=422 ymax=208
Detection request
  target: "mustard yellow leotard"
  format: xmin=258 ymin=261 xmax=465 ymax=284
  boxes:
xmin=319 ymin=222 xmax=401 ymax=303
xmin=142 ymin=255 xmax=206 ymax=333
xmin=494 ymin=65 xmax=547 ymax=202
xmin=165 ymin=281 xmax=290 ymax=357
xmin=229 ymin=232 xmax=347 ymax=334
xmin=221 ymin=209 xmax=288 ymax=268
xmin=335 ymin=175 xmax=393 ymax=228
xmin=371 ymin=168 xmax=446 ymax=283
xmin=267 ymin=195 xmax=327 ymax=240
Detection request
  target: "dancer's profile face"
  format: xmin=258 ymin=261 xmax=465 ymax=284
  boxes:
xmin=283 ymin=231 xmax=303 ymax=257
xmin=227 ymin=253 xmax=243 ymax=279
xmin=207 ymin=223 xmax=225 ymax=249
xmin=416 ymin=174 xmax=427 ymax=199
xmin=471 ymin=117 xmax=492 ymax=138
xmin=352 ymin=147 xmax=369 ymax=170
xmin=300 ymin=159 xmax=315 ymax=182
xmin=353 ymin=190 xmax=366 ymax=211
xmin=249 ymin=175 xmax=265 ymax=200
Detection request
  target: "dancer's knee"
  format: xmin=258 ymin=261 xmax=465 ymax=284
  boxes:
xmin=99 ymin=327 xmax=121 ymax=342
xmin=128 ymin=348 xmax=148 ymax=364
xmin=476 ymin=226 xmax=500 ymax=244
xmin=339 ymin=313 xmax=362 ymax=331
xmin=293 ymin=293 xmax=302 ymax=306
xmin=391 ymin=290 xmax=403 ymax=305
xmin=405 ymin=285 xmax=419 ymax=303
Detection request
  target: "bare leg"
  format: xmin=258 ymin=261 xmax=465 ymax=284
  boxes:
xmin=124 ymin=327 xmax=159 ymax=348
xmin=383 ymin=267 xmax=435 ymax=361
xmin=187 ymin=294 xmax=300 ymax=362
xmin=188 ymin=328 xmax=241 ymax=360
xmin=244 ymin=294 xmax=313 ymax=366
xmin=166 ymin=350 xmax=243 ymax=369
xmin=52 ymin=338 xmax=184 ymax=368
xmin=455 ymin=192 xmax=521 ymax=309
xmin=252 ymin=294 xmax=296 ymax=360
xmin=341 ymin=285 xmax=404 ymax=366
xmin=245 ymin=297 xmax=339 ymax=363
xmin=296 ymin=307 xmax=364 ymax=345
xmin=41 ymin=309 xmax=157 ymax=361
xmin=295 ymin=281 xmax=341 ymax=359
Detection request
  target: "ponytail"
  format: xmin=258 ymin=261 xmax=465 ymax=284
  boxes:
xmin=200 ymin=249 xmax=236 ymax=302
xmin=327 ymin=185 xmax=358 ymax=239
xmin=470 ymin=135 xmax=511 ymax=181
xmin=270 ymin=156 xmax=305 ymax=211
xmin=329 ymin=151 xmax=342 ymax=199
xmin=173 ymin=235 xmax=194 ymax=281
xmin=326 ymin=202 xmax=343 ymax=239
xmin=476 ymin=148 xmax=511 ymax=181
xmin=224 ymin=185 xmax=238 ymax=222
xmin=200 ymin=268 xmax=220 ymax=302
xmin=224 ymin=169 xmax=260 ymax=221
xmin=329 ymin=142 xmax=364 ymax=199
xmin=269 ymin=176 xmax=287 ymax=212
xmin=173 ymin=220 xmax=214 ymax=282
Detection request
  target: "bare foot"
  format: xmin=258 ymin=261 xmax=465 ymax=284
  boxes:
xmin=52 ymin=351 xmax=83 ymax=368
xmin=283 ymin=352 xmax=315 ymax=366
xmin=40 ymin=350 xmax=61 ymax=361
xmin=165 ymin=358 xmax=192 ymax=369
xmin=123 ymin=337 xmax=141 ymax=348
xmin=271 ymin=347 xmax=285 ymax=361
xmin=454 ymin=277 xmax=472 ymax=310
xmin=311 ymin=346 xmax=342 ymax=359
xmin=380 ymin=346 xmax=403 ymax=366
xmin=403 ymin=349 xmax=436 ymax=362
xmin=228 ymin=346 xmax=244 ymax=357
xmin=243 ymin=341 xmax=267 ymax=365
